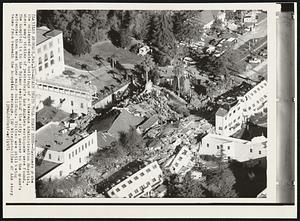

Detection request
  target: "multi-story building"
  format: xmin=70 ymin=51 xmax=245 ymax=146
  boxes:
xmin=95 ymin=160 xmax=164 ymax=198
xmin=215 ymin=80 xmax=267 ymax=136
xmin=166 ymin=146 xmax=194 ymax=175
xmin=35 ymin=121 xmax=98 ymax=180
xmin=200 ymin=133 xmax=267 ymax=162
xmin=36 ymin=27 xmax=65 ymax=81
xmin=35 ymin=27 xmax=95 ymax=115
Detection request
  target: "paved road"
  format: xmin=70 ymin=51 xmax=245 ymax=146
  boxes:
xmin=233 ymin=18 xmax=267 ymax=50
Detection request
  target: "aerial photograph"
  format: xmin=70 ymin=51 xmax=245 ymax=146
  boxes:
xmin=34 ymin=9 xmax=268 ymax=198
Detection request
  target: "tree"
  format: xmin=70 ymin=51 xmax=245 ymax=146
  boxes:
xmin=210 ymin=19 xmax=224 ymax=37
xmin=206 ymin=167 xmax=238 ymax=197
xmin=43 ymin=96 xmax=54 ymax=106
xmin=172 ymin=11 xmax=203 ymax=43
xmin=70 ymin=28 xmax=91 ymax=55
xmin=147 ymin=12 xmax=176 ymax=66
xmin=119 ymin=28 xmax=131 ymax=48
xmin=118 ymin=127 xmax=144 ymax=155
xmin=139 ymin=54 xmax=156 ymax=83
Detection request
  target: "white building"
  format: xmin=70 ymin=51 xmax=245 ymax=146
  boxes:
xmin=35 ymin=27 xmax=94 ymax=115
xmin=35 ymin=121 xmax=98 ymax=180
xmin=196 ymin=10 xmax=226 ymax=30
xmin=166 ymin=146 xmax=194 ymax=175
xmin=200 ymin=133 xmax=267 ymax=162
xmin=215 ymin=80 xmax=267 ymax=136
xmin=36 ymin=27 xmax=65 ymax=81
xmin=138 ymin=45 xmax=151 ymax=56
xmin=96 ymin=161 xmax=164 ymax=198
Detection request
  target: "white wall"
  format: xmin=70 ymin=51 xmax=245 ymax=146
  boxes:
xmin=215 ymin=80 xmax=268 ymax=137
xmin=93 ymin=83 xmax=130 ymax=109
xmin=38 ymin=130 xmax=98 ymax=180
xmin=35 ymin=83 xmax=92 ymax=114
xmin=169 ymin=146 xmax=193 ymax=174
xmin=107 ymin=161 xmax=164 ymax=198
xmin=36 ymin=32 xmax=65 ymax=81
xmin=200 ymin=134 xmax=267 ymax=162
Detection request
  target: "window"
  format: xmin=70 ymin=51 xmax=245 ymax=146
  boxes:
xmin=146 ymin=168 xmax=151 ymax=173
xmin=49 ymin=41 xmax=53 ymax=48
xmin=38 ymin=57 xmax=42 ymax=64
xmin=146 ymin=181 xmax=150 ymax=186
xmin=233 ymin=110 xmax=236 ymax=113
xmin=178 ymin=156 xmax=183 ymax=161
xmin=217 ymin=145 xmax=219 ymax=149
xmin=238 ymin=116 xmax=240 ymax=120
xmin=43 ymin=44 xmax=47 ymax=51
xmin=88 ymin=141 xmax=90 ymax=146
xmin=79 ymin=158 xmax=81 ymax=163
xmin=44 ymin=54 xmax=48 ymax=61
xmin=116 ymin=188 xmax=120 ymax=192
xmin=45 ymin=62 xmax=48 ymax=68
xmin=50 ymin=59 xmax=54 ymax=65
xmin=69 ymin=153 xmax=71 ymax=159
xmin=174 ymin=162 xmax=179 ymax=167
xmin=134 ymin=176 xmax=139 ymax=180
xmin=58 ymin=38 xmax=60 ymax=44
xmin=81 ymin=103 xmax=84 ymax=108
xmin=82 ymin=145 xmax=84 ymax=151
xmin=71 ymin=100 xmax=73 ymax=106
xmin=229 ymin=113 xmax=231 ymax=117
xmin=234 ymin=119 xmax=236 ymax=123
xmin=58 ymin=56 xmax=61 ymax=61
xmin=121 ymin=184 xmax=126 ymax=188
xmin=78 ymin=147 xmax=80 ymax=153
xmin=59 ymin=171 xmax=63 ymax=176
xmin=140 ymin=172 xmax=145 ymax=177
xmin=224 ymin=125 xmax=227 ymax=129
xmin=39 ymin=66 xmax=42 ymax=71
xmin=207 ymin=143 xmax=209 ymax=147
xmin=252 ymin=103 xmax=255 ymax=107
xmin=58 ymin=47 xmax=60 ymax=53
xmin=257 ymin=100 xmax=259 ymax=104
xmin=238 ymin=107 xmax=240 ymax=110
xmin=75 ymin=149 xmax=77 ymax=155
xmin=254 ymin=90 xmax=257 ymax=93
xmin=72 ymin=151 xmax=74 ymax=157
xmin=248 ymin=107 xmax=251 ymax=110
xmin=250 ymin=149 xmax=253 ymax=153
xmin=128 ymin=180 xmax=133 ymax=184
xmin=152 ymin=178 xmax=157 ymax=182
xmin=50 ymin=51 xmax=54 ymax=58
xmin=152 ymin=164 xmax=157 ymax=169
xmin=85 ymin=143 xmax=87 ymax=149
xmin=225 ymin=117 xmax=227 ymax=120
xmin=134 ymin=189 xmax=139 ymax=194
xmin=37 ymin=47 xmax=41 ymax=53
xmin=228 ymin=146 xmax=230 ymax=150
xmin=128 ymin=193 xmax=133 ymax=197
xmin=51 ymin=69 xmax=54 ymax=73
xmin=264 ymin=95 xmax=267 ymax=98
xmin=69 ymin=164 xmax=71 ymax=170
xmin=48 ymin=153 xmax=51 ymax=159
xmin=57 ymin=156 xmax=60 ymax=161
xmin=91 ymin=139 xmax=93 ymax=144
xmin=259 ymin=150 xmax=261 ymax=155
xmin=219 ymin=126 xmax=222 ymax=130
xmin=228 ymin=156 xmax=231 ymax=160
xmin=111 ymin=191 xmax=115 ymax=195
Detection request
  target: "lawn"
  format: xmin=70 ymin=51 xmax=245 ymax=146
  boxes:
xmin=64 ymin=40 xmax=142 ymax=71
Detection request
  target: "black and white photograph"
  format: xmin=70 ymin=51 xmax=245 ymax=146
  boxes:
xmin=33 ymin=9 xmax=269 ymax=198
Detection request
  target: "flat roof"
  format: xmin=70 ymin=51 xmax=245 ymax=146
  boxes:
xmin=107 ymin=109 xmax=144 ymax=138
xmin=95 ymin=160 xmax=146 ymax=194
xmin=36 ymin=122 xmax=83 ymax=152
xmin=204 ymin=133 xmax=249 ymax=144
xmin=35 ymin=159 xmax=61 ymax=180
xmin=37 ymin=27 xmax=62 ymax=45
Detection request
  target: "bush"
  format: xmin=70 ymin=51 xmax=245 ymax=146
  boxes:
xmin=43 ymin=96 xmax=54 ymax=106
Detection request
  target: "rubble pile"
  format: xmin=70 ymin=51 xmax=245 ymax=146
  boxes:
xmin=126 ymin=87 xmax=183 ymax=122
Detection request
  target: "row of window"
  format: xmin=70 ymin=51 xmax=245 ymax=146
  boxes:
xmin=68 ymin=139 xmax=93 ymax=160
xmin=38 ymin=59 xmax=55 ymax=72
xmin=37 ymin=38 xmax=60 ymax=54
xmin=111 ymin=176 xmax=160 ymax=197
xmin=250 ymin=149 xmax=262 ymax=155
xmin=205 ymin=143 xmax=263 ymax=155
xmin=110 ymin=164 xmax=159 ymax=196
